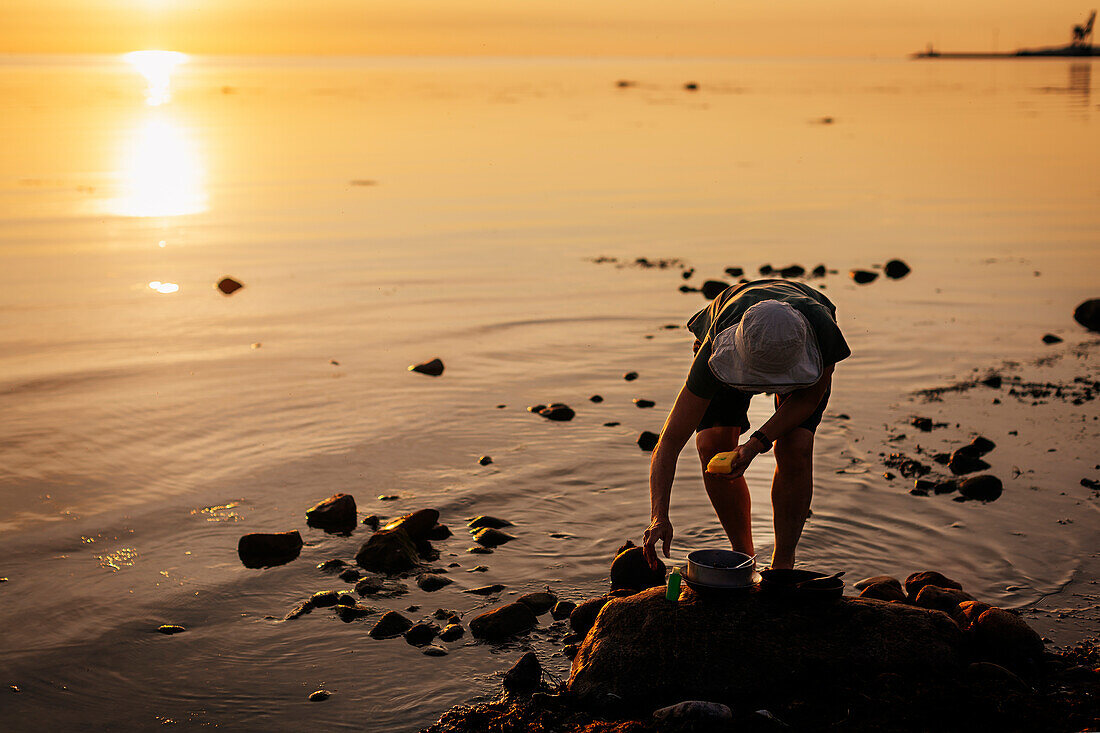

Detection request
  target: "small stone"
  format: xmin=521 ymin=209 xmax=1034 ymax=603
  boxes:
xmin=551 ymin=600 xmax=577 ymax=620
xmin=700 ymin=280 xmax=728 ymax=299
xmin=409 ymin=358 xmax=445 ymax=376
xmin=306 ymin=493 xmax=358 ymax=532
xmin=859 ymin=582 xmax=906 ymax=602
xmin=853 ymin=576 xmax=903 ymax=592
xmin=932 ymin=453 xmax=951 ymax=465
xmin=334 ymin=604 xmax=373 ymax=622
xmin=468 ymin=516 xmax=513 ymax=530
xmin=503 ymin=652 xmax=542 ymax=692
xmin=563 ymin=643 xmax=579 ymax=659
xmin=216 ymin=277 xmax=244 ymax=295
xmin=354 ymin=576 xmax=384 ymax=595
xmin=637 ymin=431 xmax=660 ymax=451
xmin=759 ymin=264 xmax=774 ymax=275
xmin=590 ymin=394 xmax=603 ymax=402
xmin=422 ymin=644 xmax=448 ymax=656
xmin=633 ymin=398 xmax=655 ymax=408
xmin=417 ymin=573 xmax=453 ymax=592
xmin=959 ymin=475 xmax=1003 ymax=501
xmin=308 ymin=690 xmax=331 ymax=702
xmin=883 ymin=259 xmax=910 ymax=279
xmin=439 ymin=623 xmax=465 ymax=642
xmin=237 ymin=530 xmax=303 ymax=569
xmin=1042 ymin=333 xmax=1063 ymax=344
xmin=911 ymin=417 xmax=933 ymax=432
xmin=433 ymin=608 xmax=460 ymax=621
xmin=465 ymin=584 xmax=505 ymax=596
xmin=570 ymin=596 xmax=612 ymax=636
xmin=623 ymin=371 xmax=639 ymax=381
xmin=336 ymin=593 xmax=357 ymax=606
xmin=1073 ymin=298 xmax=1100 ymax=332
xmin=339 ymin=568 xmax=362 ymax=583
xmin=603 ymin=422 xmax=620 ymax=427
xmin=317 ymin=558 xmax=347 ymax=574
xmin=157 ymin=624 xmax=186 ymax=635
xmin=517 ymin=592 xmax=558 ymax=615
xmin=472 ymin=527 xmax=515 ymax=547
xmin=779 ymin=264 xmax=805 ymax=278
xmin=684 ymin=82 xmax=698 ymax=91
xmin=965 ymin=436 xmax=996 ymax=455
xmin=537 ymin=404 xmax=575 ymax=421
xmin=467 ymin=546 xmax=493 ymax=555
xmin=468 ymin=565 xmax=489 ymax=572
xmin=362 ymin=515 xmax=381 ymax=529
xmin=285 ymin=601 xmax=313 ymax=620
xmin=810 ymin=264 xmax=826 ymax=277
xmin=377 ymin=494 xmax=399 ymax=501
xmin=426 ymin=523 xmax=452 ymax=541
xmin=980 ymin=374 xmax=1002 ymax=388
xmin=369 ymin=611 xmax=413 ymax=639
xmin=469 ymin=602 xmax=538 ymax=639
xmin=971 ymin=608 xmax=1044 ymax=670
xmin=310 ymin=590 xmax=340 ymax=608
xmin=404 ymin=622 xmax=438 ymax=647
xmin=913 ymin=585 xmax=975 ymax=616
xmin=850 ymin=269 xmax=878 ymax=284
xmin=477 ymin=456 xmax=493 ymax=466
xmin=949 ymin=450 xmax=991 ymax=475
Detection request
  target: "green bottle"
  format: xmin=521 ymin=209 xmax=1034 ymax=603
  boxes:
xmin=666 ymin=566 xmax=682 ymax=601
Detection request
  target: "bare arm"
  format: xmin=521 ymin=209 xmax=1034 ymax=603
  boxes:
xmin=642 ymin=385 xmax=710 ymax=566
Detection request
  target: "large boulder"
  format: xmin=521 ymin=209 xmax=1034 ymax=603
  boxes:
xmin=237 ymin=531 xmax=303 ymax=568
xmin=469 ymin=602 xmax=538 ymax=640
xmin=305 ymin=493 xmax=357 ymax=532
xmin=568 ymin=587 xmax=965 ymax=715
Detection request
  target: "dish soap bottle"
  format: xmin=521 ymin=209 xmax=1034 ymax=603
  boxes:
xmin=666 ymin=566 xmax=682 ymax=601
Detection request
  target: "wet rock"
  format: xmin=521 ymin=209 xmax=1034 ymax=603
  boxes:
xmin=472 ymin=527 xmax=515 ymax=547
xmin=778 ymin=264 xmax=805 ymax=278
xmin=503 ymin=652 xmax=542 ymax=692
xmin=517 ymin=592 xmax=558 ymax=615
xmin=910 ymin=417 xmax=933 ymax=432
xmin=811 ymin=264 xmax=827 ymax=278
xmin=980 ymin=374 xmax=1002 ymax=388
xmin=931 ymin=452 xmax=951 ymax=465
xmin=305 ymin=493 xmax=357 ymax=532
xmin=537 ymin=404 xmax=575 ymax=421
xmin=758 ymin=264 xmax=774 ymax=275
xmin=623 ymin=371 xmax=639 ymax=381
xmin=355 ymin=527 xmax=421 ymax=574
xmin=157 ymin=624 xmax=186 ymax=634
xmin=285 ymin=601 xmax=313 ymax=620
xmin=237 ymin=530 xmax=303 ymax=568
xmin=567 ymin=587 xmax=965 ymax=714
xmin=724 ymin=267 xmax=744 ymax=278
xmin=216 ymin=277 xmax=244 ymax=295
xmin=433 ymin=608 xmax=460 ymax=621
xmin=884 ymin=259 xmax=911 ymax=279
xmin=317 ymin=558 xmax=347 ymax=574
xmin=610 ymin=546 xmax=665 ymax=592
xmin=883 ymin=453 xmax=930 ymax=478
xmin=468 ymin=565 xmax=488 ymax=572
xmin=859 ymin=582 xmax=906 ymax=603
xmin=426 ymin=523 xmax=452 ymax=541
xmin=422 ymin=644 xmax=448 ymax=657
xmin=409 ymin=357 xmax=445 ymax=376
xmin=700 ymin=280 xmax=728 ymax=300
xmin=468 ymin=515 xmax=513 ymax=530
xmin=570 ymin=596 xmax=612 ymax=636
xmin=382 ymin=509 xmax=440 ymax=542
xmin=653 ymin=700 xmax=733 ymax=726
xmin=378 ymin=494 xmax=399 ymax=501
xmin=467 ymin=546 xmax=493 ymax=555
xmin=338 ymin=568 xmax=361 ymax=583
xmin=963 ymin=436 xmax=996 ymax=456
xmin=637 ymin=431 xmax=660 ymax=451
xmin=470 ymin=602 xmax=538 ymax=639
xmin=354 ymin=576 xmax=384 ymax=595
xmin=948 ymin=450 xmax=991 ymax=475
xmin=563 ymin=644 xmax=579 ymax=659
xmin=853 ymin=575 xmax=903 ymax=592
xmin=850 ymin=269 xmax=878 ymax=284
xmin=971 ymin=608 xmax=1044 ymax=671
xmin=369 ymin=611 xmax=413 ymax=639
xmin=1073 ymin=298 xmax=1100 ymax=332
xmin=905 ymin=571 xmax=963 ymax=599
xmin=404 ymin=622 xmax=439 ymax=647
xmin=362 ymin=514 xmax=381 ymax=529
xmin=1042 ymin=333 xmax=1063 ymax=344
xmin=958 ymin=475 xmax=1003 ymax=501
xmin=310 ymin=590 xmax=340 ymax=608
xmin=681 ymin=268 xmax=694 ymax=280
xmin=603 ymin=421 xmax=620 ymax=427
xmin=417 ymin=573 xmax=453 ymax=592
xmin=683 ymin=82 xmax=698 ymax=91
xmin=589 ymin=394 xmax=604 ymax=403
xmin=633 ymin=398 xmax=655 ymax=408
xmin=335 ymin=603 xmax=374 ymax=622
xmin=465 ymin=584 xmax=505 ymax=596
xmin=527 ymin=404 xmax=546 ymax=414
xmin=913 ymin=585 xmax=975 ymax=616
xmin=439 ymin=623 xmax=465 ymax=642
xmin=336 ymin=593 xmax=357 ymax=605
xmin=477 ymin=455 xmax=493 ymax=466
xmin=308 ymin=689 xmax=331 ymax=702
xmin=552 ymin=600 xmax=577 ymax=620
xmin=957 ymin=600 xmax=992 ymax=630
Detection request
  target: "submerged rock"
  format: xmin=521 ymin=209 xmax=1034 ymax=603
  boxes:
xmin=157 ymin=624 xmax=186 ymax=635
xmin=537 ymin=404 xmax=575 ymax=421
xmin=237 ymin=530 xmax=303 ymax=568
xmin=850 ymin=269 xmax=878 ymax=284
xmin=369 ymin=611 xmax=413 ymax=639
xmin=1073 ymin=298 xmax=1100 ymax=332
xmin=465 ymin=584 xmax=505 ymax=596
xmin=567 ymin=587 xmax=965 ymax=714
xmin=502 ymin=652 xmax=542 ymax=692
xmin=308 ymin=689 xmax=331 ymax=702
xmin=633 ymin=398 xmax=655 ymax=408
xmin=472 ymin=527 xmax=515 ymax=547
xmin=335 ymin=603 xmax=374 ymax=622
xmin=409 ymin=357 xmax=445 ymax=376
xmin=426 ymin=523 xmax=452 ymax=541
xmin=468 ymin=516 xmax=513 ymax=530
xmin=439 ymin=623 xmax=465 ymax=642
xmin=422 ymin=644 xmax=448 ymax=657
xmin=517 ymin=592 xmax=558 ymax=615
xmin=404 ymin=622 xmax=439 ymax=647
xmin=884 ymin=259 xmax=911 ymax=279
xmin=470 ymin=602 xmax=538 ymax=640
xmin=417 ymin=573 xmax=453 ymax=592
xmin=958 ymin=475 xmax=1003 ymax=502
xmin=338 ymin=568 xmax=361 ymax=583
xmin=305 ymin=493 xmax=357 ymax=532
xmin=637 ymin=431 xmax=660 ymax=451
xmin=725 ymin=267 xmax=744 ymax=277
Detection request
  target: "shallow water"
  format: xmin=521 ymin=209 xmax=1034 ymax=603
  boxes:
xmin=0 ymin=55 xmax=1098 ymax=730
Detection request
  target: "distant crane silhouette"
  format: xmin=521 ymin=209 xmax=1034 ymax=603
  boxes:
xmin=1071 ymin=10 xmax=1095 ymax=48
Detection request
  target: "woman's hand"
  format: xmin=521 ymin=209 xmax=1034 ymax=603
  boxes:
xmin=642 ymin=516 xmax=674 ymax=570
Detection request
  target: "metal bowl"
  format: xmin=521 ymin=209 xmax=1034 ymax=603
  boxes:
xmin=685 ymin=549 xmax=754 ymax=588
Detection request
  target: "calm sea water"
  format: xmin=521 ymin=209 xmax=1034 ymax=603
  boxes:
xmin=0 ymin=55 xmax=1097 ymax=731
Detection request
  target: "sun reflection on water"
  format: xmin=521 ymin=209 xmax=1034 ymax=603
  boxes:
xmin=108 ymin=114 xmax=207 ymax=217
xmin=123 ymin=50 xmax=188 ymax=107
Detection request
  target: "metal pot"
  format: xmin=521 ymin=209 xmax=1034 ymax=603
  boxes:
xmin=685 ymin=549 xmax=754 ymax=588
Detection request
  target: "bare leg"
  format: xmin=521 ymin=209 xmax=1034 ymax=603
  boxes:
xmin=697 ymin=427 xmax=754 ymax=557
xmin=770 ymin=427 xmax=815 ymax=569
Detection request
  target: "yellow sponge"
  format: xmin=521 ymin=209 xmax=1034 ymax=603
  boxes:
xmin=706 ymin=450 xmax=739 ymax=474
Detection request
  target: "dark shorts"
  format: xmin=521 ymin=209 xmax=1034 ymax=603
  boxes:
xmin=696 ymin=386 xmax=831 ymax=435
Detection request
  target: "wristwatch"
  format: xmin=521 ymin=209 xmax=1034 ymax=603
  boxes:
xmin=750 ymin=429 xmax=773 ymax=453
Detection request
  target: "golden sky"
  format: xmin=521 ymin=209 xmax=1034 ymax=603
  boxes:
xmin=2 ymin=0 xmax=1095 ymax=57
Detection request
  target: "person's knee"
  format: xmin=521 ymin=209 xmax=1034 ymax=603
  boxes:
xmin=775 ymin=429 xmax=814 ymax=476
xmin=696 ymin=428 xmax=739 ymax=461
